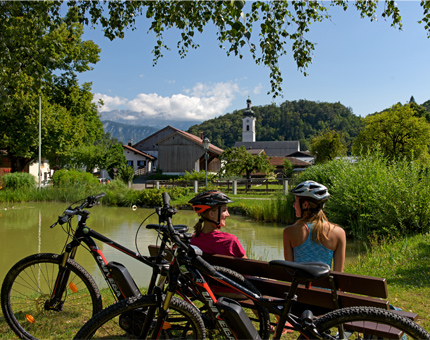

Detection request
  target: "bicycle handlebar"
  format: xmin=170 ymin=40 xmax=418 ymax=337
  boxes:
xmin=50 ymin=193 xmax=106 ymax=228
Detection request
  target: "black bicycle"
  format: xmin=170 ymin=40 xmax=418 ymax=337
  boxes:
xmin=74 ymin=192 xmax=430 ymax=340
xmin=1 ymin=193 xmax=269 ymax=340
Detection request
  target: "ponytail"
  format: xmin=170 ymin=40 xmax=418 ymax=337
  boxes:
xmin=193 ymin=218 xmax=204 ymax=237
xmin=298 ymin=199 xmax=330 ymax=244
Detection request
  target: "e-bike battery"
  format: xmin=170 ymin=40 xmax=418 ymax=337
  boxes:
xmin=107 ymin=261 xmax=141 ymax=298
xmin=216 ymin=297 xmax=260 ymax=340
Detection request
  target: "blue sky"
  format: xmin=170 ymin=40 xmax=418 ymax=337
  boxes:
xmin=77 ymin=1 xmax=430 ymax=123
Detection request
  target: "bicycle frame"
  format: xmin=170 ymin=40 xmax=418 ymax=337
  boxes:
xmin=47 ymin=206 xmax=170 ymax=311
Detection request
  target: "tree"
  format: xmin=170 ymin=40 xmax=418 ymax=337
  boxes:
xmin=0 ymin=2 xmax=101 ymax=172
xmin=219 ymin=146 xmax=274 ymax=182
xmin=105 ymin=144 xmax=127 ymax=179
xmin=117 ymin=165 xmax=135 ymax=185
xmin=310 ymin=130 xmax=347 ymax=164
xmin=64 ymin=144 xmax=107 ymax=172
xmin=352 ymin=104 xmax=430 ymax=165
xmin=70 ymin=1 xmax=430 ymax=97
xmin=283 ymin=159 xmax=295 ymax=178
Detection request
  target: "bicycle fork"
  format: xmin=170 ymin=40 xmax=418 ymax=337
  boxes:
xmin=46 ymin=245 xmax=78 ymax=311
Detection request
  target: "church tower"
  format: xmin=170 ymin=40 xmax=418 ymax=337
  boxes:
xmin=242 ymin=98 xmax=256 ymax=142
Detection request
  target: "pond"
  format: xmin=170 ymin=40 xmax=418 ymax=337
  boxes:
xmin=0 ymin=202 xmax=287 ymax=289
xmin=0 ymin=202 xmax=357 ymax=290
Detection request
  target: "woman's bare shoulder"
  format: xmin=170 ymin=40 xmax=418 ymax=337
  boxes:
xmin=283 ymin=222 xmax=302 ymax=233
xmin=329 ymin=222 xmax=346 ymax=236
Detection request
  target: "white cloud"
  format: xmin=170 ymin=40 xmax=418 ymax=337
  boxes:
xmin=93 ymin=81 xmax=242 ymax=121
xmin=253 ymin=83 xmax=263 ymax=95
xmin=93 ymin=93 xmax=128 ymax=112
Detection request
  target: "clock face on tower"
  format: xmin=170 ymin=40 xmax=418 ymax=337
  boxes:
xmin=246 ymin=119 xmax=249 ymax=123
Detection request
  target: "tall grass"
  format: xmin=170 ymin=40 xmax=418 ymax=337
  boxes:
xmin=239 ymin=193 xmax=296 ymax=224
xmin=291 ymin=150 xmax=430 ymax=242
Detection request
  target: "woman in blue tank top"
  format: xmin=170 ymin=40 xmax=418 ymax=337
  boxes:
xmin=283 ymin=181 xmax=346 ymax=272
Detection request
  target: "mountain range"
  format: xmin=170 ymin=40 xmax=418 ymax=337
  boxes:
xmin=100 ymin=110 xmax=201 ymax=143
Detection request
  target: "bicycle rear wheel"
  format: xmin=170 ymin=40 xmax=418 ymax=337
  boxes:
xmin=73 ymin=294 xmax=205 ymax=339
xmin=314 ymin=306 xmax=430 ymax=339
xmin=1 ymin=253 xmax=102 ymax=340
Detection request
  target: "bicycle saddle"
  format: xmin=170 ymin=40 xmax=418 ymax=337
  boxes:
xmin=268 ymin=260 xmax=330 ymax=281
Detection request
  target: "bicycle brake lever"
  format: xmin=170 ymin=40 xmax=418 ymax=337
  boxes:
xmin=49 ymin=222 xmax=58 ymax=229
xmin=58 ymin=215 xmax=69 ymax=225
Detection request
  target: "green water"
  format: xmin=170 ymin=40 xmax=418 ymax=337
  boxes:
xmin=0 ymin=202 xmax=287 ymax=289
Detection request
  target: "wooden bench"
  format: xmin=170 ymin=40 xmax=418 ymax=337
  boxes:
xmin=148 ymin=245 xmax=418 ymax=338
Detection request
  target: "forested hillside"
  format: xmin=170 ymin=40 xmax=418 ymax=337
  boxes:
xmin=422 ymin=99 xmax=430 ymax=113
xmin=187 ymin=100 xmax=364 ymax=150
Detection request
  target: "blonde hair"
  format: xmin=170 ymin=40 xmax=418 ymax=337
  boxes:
xmin=297 ymin=199 xmax=330 ymax=244
xmin=193 ymin=218 xmax=204 ymax=237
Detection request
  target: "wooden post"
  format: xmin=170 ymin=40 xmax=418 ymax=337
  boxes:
xmin=156 ymin=181 xmax=160 ymax=189
xmin=194 ymin=180 xmax=198 ymax=193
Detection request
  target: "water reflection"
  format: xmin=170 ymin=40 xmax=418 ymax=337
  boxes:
xmin=0 ymin=202 xmax=286 ymax=289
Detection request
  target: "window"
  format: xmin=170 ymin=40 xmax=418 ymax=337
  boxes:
xmin=246 ymin=125 xmax=250 ymax=131
xmin=127 ymin=160 xmax=134 ymax=167
xmin=137 ymin=160 xmax=146 ymax=168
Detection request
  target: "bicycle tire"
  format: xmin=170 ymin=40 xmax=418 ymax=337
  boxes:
xmin=1 ymin=253 xmax=102 ymax=340
xmin=314 ymin=306 xmax=430 ymax=339
xmin=208 ymin=265 xmax=271 ymax=340
xmin=73 ymin=294 xmax=206 ymax=339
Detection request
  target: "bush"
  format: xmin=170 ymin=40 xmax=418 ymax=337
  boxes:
xmin=178 ymin=170 xmax=217 ymax=182
xmin=117 ymin=165 xmax=135 ymax=184
xmin=295 ymin=151 xmax=430 ymax=242
xmin=52 ymin=169 xmax=99 ymax=188
xmin=136 ymin=187 xmax=192 ymax=207
xmin=2 ymin=172 xmax=36 ymax=190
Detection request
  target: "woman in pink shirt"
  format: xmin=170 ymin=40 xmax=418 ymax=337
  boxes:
xmin=189 ymin=190 xmax=246 ymax=258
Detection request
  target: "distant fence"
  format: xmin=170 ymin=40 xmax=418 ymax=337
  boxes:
xmin=142 ymin=178 xmax=290 ymax=195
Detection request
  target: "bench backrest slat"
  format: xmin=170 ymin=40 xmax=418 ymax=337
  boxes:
xmin=201 ymin=253 xmax=388 ymax=299
xmin=247 ymin=276 xmax=389 ymax=310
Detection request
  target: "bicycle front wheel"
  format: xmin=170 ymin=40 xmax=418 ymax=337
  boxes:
xmin=74 ymin=294 xmax=205 ymax=339
xmin=1 ymin=253 xmax=102 ymax=340
xmin=314 ymin=306 xmax=430 ymax=339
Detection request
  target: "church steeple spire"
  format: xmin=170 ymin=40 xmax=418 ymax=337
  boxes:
xmin=242 ymin=98 xmax=256 ymax=142
xmin=243 ymin=97 xmax=255 ymax=117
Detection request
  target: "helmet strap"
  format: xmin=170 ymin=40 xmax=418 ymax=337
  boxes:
xmin=200 ymin=206 xmax=222 ymax=228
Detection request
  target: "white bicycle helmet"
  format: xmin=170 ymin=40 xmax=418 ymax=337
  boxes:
xmin=291 ymin=180 xmax=330 ymax=203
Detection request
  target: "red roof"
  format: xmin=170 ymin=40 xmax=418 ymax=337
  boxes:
xmin=270 ymin=156 xmax=311 ymax=167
